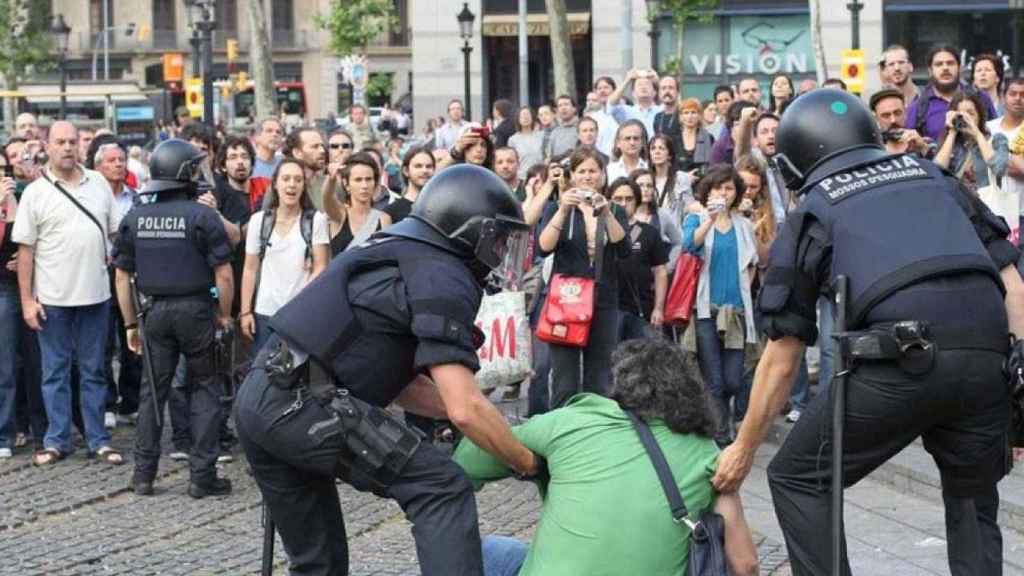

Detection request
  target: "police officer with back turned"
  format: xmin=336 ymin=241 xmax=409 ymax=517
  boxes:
xmin=234 ymin=164 xmax=541 ymax=575
xmin=712 ymin=89 xmax=1024 ymax=575
xmin=113 ymin=139 xmax=236 ymax=498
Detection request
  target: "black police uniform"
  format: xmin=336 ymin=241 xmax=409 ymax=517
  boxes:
xmin=759 ymin=151 xmax=1017 ymax=575
xmin=113 ymin=195 xmax=233 ymax=489
xmin=234 ymin=233 xmax=487 ymax=575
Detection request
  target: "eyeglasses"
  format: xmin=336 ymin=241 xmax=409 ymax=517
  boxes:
xmin=330 ymin=142 xmax=353 ymax=150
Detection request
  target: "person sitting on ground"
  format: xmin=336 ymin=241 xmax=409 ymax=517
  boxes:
xmin=454 ymin=338 xmax=759 ymax=576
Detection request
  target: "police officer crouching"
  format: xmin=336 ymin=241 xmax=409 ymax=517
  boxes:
xmin=711 ymin=90 xmax=1024 ymax=575
xmin=113 ymin=139 xmax=236 ymax=498
xmin=234 ymin=164 xmax=542 ymax=575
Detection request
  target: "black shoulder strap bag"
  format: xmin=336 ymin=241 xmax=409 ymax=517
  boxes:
xmin=626 ymin=410 xmax=728 ymax=576
xmin=40 ymin=172 xmax=108 ymax=269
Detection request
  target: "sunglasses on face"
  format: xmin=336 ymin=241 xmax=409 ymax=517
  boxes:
xmin=330 ymin=142 xmax=353 ymax=150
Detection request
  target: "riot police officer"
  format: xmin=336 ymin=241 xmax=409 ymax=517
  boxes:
xmin=711 ymin=89 xmax=1024 ymax=575
xmin=113 ymin=139 xmax=236 ymax=498
xmin=234 ymin=164 xmax=541 ymax=575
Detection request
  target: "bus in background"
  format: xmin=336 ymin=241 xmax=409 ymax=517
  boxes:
xmin=227 ymin=81 xmax=308 ymax=131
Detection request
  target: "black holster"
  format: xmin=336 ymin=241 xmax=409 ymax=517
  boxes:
xmin=836 ymin=320 xmax=936 ymax=376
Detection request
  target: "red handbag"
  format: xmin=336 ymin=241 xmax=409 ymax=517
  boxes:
xmin=536 ymin=273 xmax=596 ymax=347
xmin=664 ymin=252 xmax=702 ymax=325
xmin=535 ymin=213 xmax=605 ymax=347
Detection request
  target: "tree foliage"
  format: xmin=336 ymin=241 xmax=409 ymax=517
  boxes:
xmin=314 ymin=0 xmax=398 ymax=57
xmin=0 ymin=0 xmax=54 ymax=79
xmin=657 ymin=0 xmax=718 ymax=89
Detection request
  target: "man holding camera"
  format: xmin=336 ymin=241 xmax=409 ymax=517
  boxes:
xmin=870 ymin=88 xmax=932 ymax=156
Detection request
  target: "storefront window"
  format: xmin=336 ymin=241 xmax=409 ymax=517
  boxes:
xmin=656 ymin=13 xmax=815 ymax=101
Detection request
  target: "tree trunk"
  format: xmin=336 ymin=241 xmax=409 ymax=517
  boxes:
xmin=245 ymin=0 xmax=276 ymax=119
xmin=545 ymin=0 xmax=576 ymax=100
xmin=675 ymin=22 xmax=685 ymax=94
xmin=2 ymin=72 xmax=16 ymax=135
xmin=809 ymin=0 xmax=827 ymax=85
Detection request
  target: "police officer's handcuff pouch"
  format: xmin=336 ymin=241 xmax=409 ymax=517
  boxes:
xmin=322 ymin=390 xmax=423 ymax=483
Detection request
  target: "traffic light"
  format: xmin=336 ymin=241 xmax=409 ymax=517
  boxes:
xmin=227 ymin=39 xmax=238 ymax=62
xmin=840 ymin=49 xmax=865 ymax=94
xmin=138 ymin=24 xmax=150 ymax=42
xmin=235 ymin=71 xmax=249 ymax=92
xmin=186 ymin=77 xmax=203 ymax=118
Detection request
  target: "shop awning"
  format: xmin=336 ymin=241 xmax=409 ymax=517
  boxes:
xmin=884 ymin=1 xmax=1008 ymax=11
xmin=481 ymin=13 xmax=591 ymax=37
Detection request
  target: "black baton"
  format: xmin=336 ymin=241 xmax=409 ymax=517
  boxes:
xmin=261 ymin=502 xmax=274 ymax=575
xmin=830 ymin=275 xmax=849 ymax=576
xmin=130 ymin=277 xmax=162 ymax=428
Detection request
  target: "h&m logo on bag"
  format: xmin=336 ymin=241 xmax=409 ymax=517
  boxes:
xmin=558 ymin=281 xmax=583 ymax=304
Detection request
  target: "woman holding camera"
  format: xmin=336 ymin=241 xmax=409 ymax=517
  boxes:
xmin=537 ymin=147 xmax=630 ymax=409
xmin=681 ymin=164 xmax=758 ymax=446
xmin=934 ymin=92 xmax=1008 ymax=193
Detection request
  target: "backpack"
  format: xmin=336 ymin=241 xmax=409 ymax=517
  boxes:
xmin=258 ymin=208 xmax=316 ymax=264
xmin=252 ymin=208 xmax=316 ymax=302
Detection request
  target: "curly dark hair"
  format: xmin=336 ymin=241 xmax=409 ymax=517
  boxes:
xmin=609 ymin=339 xmax=717 ymax=437
xmin=215 ymin=134 xmax=256 ymax=175
xmin=695 ymin=163 xmax=745 ymax=209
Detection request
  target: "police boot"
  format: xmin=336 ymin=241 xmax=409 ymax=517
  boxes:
xmin=188 ymin=477 xmax=232 ymax=499
xmin=130 ymin=474 xmax=154 ymax=496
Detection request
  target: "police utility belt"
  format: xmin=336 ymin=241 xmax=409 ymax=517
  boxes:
xmin=262 ymin=338 xmax=423 ymax=486
xmin=835 ymin=321 xmax=1007 ymax=376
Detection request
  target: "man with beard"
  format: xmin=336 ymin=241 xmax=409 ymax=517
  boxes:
xmin=326 ymin=129 xmax=354 ymax=173
xmin=907 ymin=45 xmax=997 ymax=142
xmin=882 ymin=45 xmax=919 ymax=106
xmin=545 ymin=95 xmax=580 ymax=158
xmin=383 ymin=145 xmax=436 ymax=224
xmin=652 ymin=76 xmax=681 ymax=138
xmin=736 ymin=111 xmax=789 ymax=223
xmin=283 ymin=127 xmax=327 ymax=210
xmin=870 ymin=88 xmax=931 ymax=156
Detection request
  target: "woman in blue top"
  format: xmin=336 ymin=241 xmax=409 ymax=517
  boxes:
xmin=682 ymin=164 xmax=758 ymax=446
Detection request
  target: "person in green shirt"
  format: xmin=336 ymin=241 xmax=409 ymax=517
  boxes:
xmin=454 ymin=338 xmax=759 ymax=576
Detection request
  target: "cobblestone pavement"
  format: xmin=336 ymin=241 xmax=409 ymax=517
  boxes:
xmin=0 ymin=406 xmax=789 ymax=576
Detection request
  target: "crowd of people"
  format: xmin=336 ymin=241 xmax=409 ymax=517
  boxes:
xmin=1 ymin=39 xmax=1022 ymax=572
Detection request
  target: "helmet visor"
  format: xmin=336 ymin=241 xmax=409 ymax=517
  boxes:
xmin=475 ymin=216 xmax=530 ymax=291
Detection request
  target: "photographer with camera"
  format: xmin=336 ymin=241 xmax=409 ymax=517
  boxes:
xmin=934 ymin=92 xmax=1007 ymax=195
xmin=870 ymin=88 xmax=932 ymax=157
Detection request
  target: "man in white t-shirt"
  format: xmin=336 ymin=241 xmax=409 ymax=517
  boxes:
xmin=12 ymin=121 xmax=124 ymax=466
xmin=987 ymin=78 xmax=1024 ymax=237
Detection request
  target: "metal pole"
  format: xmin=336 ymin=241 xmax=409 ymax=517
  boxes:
xmin=190 ymin=33 xmax=202 ymax=77
xmin=202 ymin=23 xmax=215 ymax=127
xmin=622 ymin=0 xmax=633 ymax=72
xmin=463 ymin=42 xmax=472 ymax=121
xmin=59 ymin=51 xmax=67 ymax=119
xmin=847 ymin=0 xmax=863 ymax=50
xmin=517 ymin=0 xmax=528 ymax=107
xmin=103 ymin=0 xmax=110 ymax=80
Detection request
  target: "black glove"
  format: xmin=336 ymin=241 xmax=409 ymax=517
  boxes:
xmin=1008 ymin=339 xmax=1024 ymax=447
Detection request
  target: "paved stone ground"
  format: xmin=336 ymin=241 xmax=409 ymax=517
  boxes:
xmin=5 ymin=396 xmax=1018 ymax=575
xmin=0 ymin=400 xmax=791 ymax=576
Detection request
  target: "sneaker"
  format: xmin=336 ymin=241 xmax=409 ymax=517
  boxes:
xmin=0 ymin=447 xmax=12 ymax=459
xmin=104 ymin=412 xmax=117 ymax=429
xmin=169 ymin=450 xmax=189 ymax=461
xmin=785 ymin=409 xmax=802 ymax=423
xmin=188 ymin=477 xmax=232 ymax=499
xmin=116 ymin=412 xmax=138 ymax=426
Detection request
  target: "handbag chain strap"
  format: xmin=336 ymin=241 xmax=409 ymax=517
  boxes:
xmin=626 ymin=410 xmax=699 ymax=530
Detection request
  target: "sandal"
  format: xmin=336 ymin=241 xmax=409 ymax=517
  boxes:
xmin=32 ymin=447 xmax=65 ymax=467
xmin=91 ymin=446 xmax=125 ymax=465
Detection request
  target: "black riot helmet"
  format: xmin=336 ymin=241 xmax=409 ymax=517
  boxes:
xmin=774 ymin=88 xmax=887 ymax=192
xmin=383 ymin=164 xmax=529 ymax=286
xmin=141 ymin=138 xmax=209 ymax=196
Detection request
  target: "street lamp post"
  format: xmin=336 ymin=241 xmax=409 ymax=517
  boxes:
xmin=847 ymin=0 xmax=863 ymax=50
xmin=186 ymin=0 xmax=217 ymax=127
xmin=646 ymin=0 xmax=660 ymax=71
xmin=457 ymin=3 xmax=475 ymax=121
xmin=51 ymin=15 xmax=71 ymax=120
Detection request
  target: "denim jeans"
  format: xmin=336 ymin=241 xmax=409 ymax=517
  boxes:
xmin=618 ymin=311 xmax=659 ymax=342
xmin=15 ymin=314 xmax=46 ymax=443
xmin=254 ymin=313 xmax=274 ymax=354
xmin=0 ymin=284 xmax=19 ymax=449
xmin=695 ymin=314 xmax=745 ymax=444
xmin=37 ymin=300 xmax=112 ymax=453
xmin=482 ymin=536 xmax=528 ymax=576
